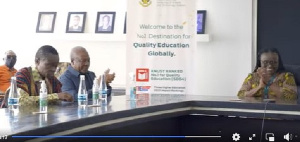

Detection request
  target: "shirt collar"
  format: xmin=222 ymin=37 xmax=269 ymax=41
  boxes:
xmin=68 ymin=65 xmax=89 ymax=77
xmin=2 ymin=65 xmax=16 ymax=71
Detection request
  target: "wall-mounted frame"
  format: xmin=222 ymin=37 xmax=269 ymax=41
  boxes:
xmin=36 ymin=12 xmax=57 ymax=33
xmin=124 ymin=12 xmax=127 ymax=34
xmin=66 ymin=12 xmax=86 ymax=33
xmin=197 ymin=10 xmax=206 ymax=34
xmin=95 ymin=12 xmax=116 ymax=33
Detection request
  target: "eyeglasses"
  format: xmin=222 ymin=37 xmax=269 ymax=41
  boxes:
xmin=261 ymin=60 xmax=278 ymax=65
xmin=6 ymin=55 xmax=16 ymax=59
xmin=75 ymin=59 xmax=90 ymax=64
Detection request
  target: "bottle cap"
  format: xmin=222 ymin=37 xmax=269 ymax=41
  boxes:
xmin=41 ymin=80 xmax=46 ymax=89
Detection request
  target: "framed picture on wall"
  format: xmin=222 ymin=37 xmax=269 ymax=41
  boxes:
xmin=95 ymin=12 xmax=116 ymax=33
xmin=36 ymin=12 xmax=57 ymax=33
xmin=197 ymin=10 xmax=206 ymax=34
xmin=124 ymin=12 xmax=126 ymax=34
xmin=66 ymin=12 xmax=86 ymax=33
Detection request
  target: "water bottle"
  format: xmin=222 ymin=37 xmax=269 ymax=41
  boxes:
xmin=78 ymin=75 xmax=88 ymax=106
xmin=99 ymin=74 xmax=107 ymax=101
xmin=8 ymin=77 xmax=19 ymax=110
xmin=39 ymin=80 xmax=48 ymax=113
xmin=92 ymin=78 xmax=100 ymax=105
xmin=129 ymin=74 xmax=136 ymax=100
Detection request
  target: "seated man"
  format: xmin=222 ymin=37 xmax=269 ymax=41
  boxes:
xmin=14 ymin=45 xmax=73 ymax=106
xmin=0 ymin=50 xmax=17 ymax=95
xmin=59 ymin=46 xmax=115 ymax=100
xmin=238 ymin=48 xmax=297 ymax=100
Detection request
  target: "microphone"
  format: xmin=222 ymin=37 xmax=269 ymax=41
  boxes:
xmin=259 ymin=99 xmax=274 ymax=142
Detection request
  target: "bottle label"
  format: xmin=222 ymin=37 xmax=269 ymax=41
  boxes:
xmin=93 ymin=93 xmax=99 ymax=99
xmin=100 ymin=90 xmax=107 ymax=94
xmin=78 ymin=94 xmax=87 ymax=101
xmin=40 ymin=99 xmax=47 ymax=107
xmin=8 ymin=98 xmax=19 ymax=105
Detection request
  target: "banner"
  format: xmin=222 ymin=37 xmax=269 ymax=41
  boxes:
xmin=127 ymin=0 xmax=197 ymax=95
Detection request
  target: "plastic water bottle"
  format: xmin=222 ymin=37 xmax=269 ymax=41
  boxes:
xmin=129 ymin=74 xmax=136 ymax=100
xmin=78 ymin=75 xmax=88 ymax=106
xmin=39 ymin=80 xmax=48 ymax=113
xmin=8 ymin=77 xmax=19 ymax=110
xmin=92 ymin=78 xmax=100 ymax=105
xmin=99 ymin=74 xmax=107 ymax=101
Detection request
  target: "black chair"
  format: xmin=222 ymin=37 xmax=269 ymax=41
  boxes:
xmin=284 ymin=64 xmax=300 ymax=104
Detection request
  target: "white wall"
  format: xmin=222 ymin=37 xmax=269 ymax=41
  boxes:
xmin=0 ymin=0 xmax=254 ymax=96
xmin=196 ymin=0 xmax=253 ymax=96
xmin=0 ymin=0 xmax=127 ymax=87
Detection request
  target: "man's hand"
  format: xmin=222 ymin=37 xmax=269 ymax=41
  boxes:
xmin=57 ymin=92 xmax=74 ymax=102
xmin=98 ymin=68 xmax=116 ymax=86
xmin=106 ymin=72 xmax=115 ymax=85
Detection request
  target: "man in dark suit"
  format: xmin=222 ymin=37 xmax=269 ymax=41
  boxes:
xmin=59 ymin=46 xmax=115 ymax=100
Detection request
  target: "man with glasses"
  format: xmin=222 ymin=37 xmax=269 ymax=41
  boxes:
xmin=0 ymin=50 xmax=17 ymax=95
xmin=59 ymin=46 xmax=115 ymax=101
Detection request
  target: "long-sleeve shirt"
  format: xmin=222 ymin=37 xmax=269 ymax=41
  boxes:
xmin=16 ymin=67 xmax=61 ymax=106
xmin=238 ymin=72 xmax=297 ymax=100
xmin=59 ymin=65 xmax=111 ymax=101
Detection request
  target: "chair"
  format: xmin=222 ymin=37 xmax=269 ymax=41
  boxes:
xmin=55 ymin=62 xmax=71 ymax=79
xmin=0 ymin=89 xmax=9 ymax=108
xmin=284 ymin=64 xmax=300 ymax=104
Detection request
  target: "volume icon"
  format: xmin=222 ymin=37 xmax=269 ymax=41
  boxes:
xmin=284 ymin=133 xmax=293 ymax=141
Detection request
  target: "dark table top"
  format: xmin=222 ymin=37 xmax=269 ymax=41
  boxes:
xmin=1 ymin=94 xmax=300 ymax=138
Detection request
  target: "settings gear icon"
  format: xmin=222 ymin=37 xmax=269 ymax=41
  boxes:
xmin=232 ymin=133 xmax=241 ymax=141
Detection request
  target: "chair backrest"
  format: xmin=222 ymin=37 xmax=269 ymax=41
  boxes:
xmin=0 ymin=88 xmax=9 ymax=108
xmin=55 ymin=62 xmax=71 ymax=79
xmin=284 ymin=64 xmax=300 ymax=104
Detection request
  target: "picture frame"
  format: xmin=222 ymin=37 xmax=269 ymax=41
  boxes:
xmin=95 ymin=12 xmax=116 ymax=33
xmin=36 ymin=12 xmax=57 ymax=33
xmin=124 ymin=12 xmax=127 ymax=34
xmin=197 ymin=10 xmax=206 ymax=34
xmin=66 ymin=12 xmax=86 ymax=33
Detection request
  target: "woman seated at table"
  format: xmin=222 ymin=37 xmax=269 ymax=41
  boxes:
xmin=238 ymin=48 xmax=297 ymax=100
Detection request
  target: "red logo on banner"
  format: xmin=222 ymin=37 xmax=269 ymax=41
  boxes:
xmin=136 ymin=68 xmax=149 ymax=82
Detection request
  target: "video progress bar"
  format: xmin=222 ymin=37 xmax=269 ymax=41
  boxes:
xmin=12 ymin=135 xmax=222 ymax=138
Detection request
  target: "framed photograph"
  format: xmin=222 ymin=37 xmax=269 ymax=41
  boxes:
xmin=66 ymin=12 xmax=86 ymax=33
xmin=95 ymin=12 xmax=116 ymax=33
xmin=36 ymin=12 xmax=57 ymax=33
xmin=124 ymin=12 xmax=126 ymax=34
xmin=197 ymin=10 xmax=206 ymax=34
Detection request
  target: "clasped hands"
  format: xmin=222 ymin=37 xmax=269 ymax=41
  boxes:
xmin=97 ymin=68 xmax=116 ymax=86
xmin=257 ymin=67 xmax=273 ymax=88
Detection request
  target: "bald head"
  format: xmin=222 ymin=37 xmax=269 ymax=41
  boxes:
xmin=4 ymin=50 xmax=16 ymax=58
xmin=3 ymin=50 xmax=17 ymax=69
xmin=70 ymin=46 xmax=90 ymax=74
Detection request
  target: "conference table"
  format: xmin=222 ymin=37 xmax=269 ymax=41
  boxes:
xmin=1 ymin=94 xmax=300 ymax=142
